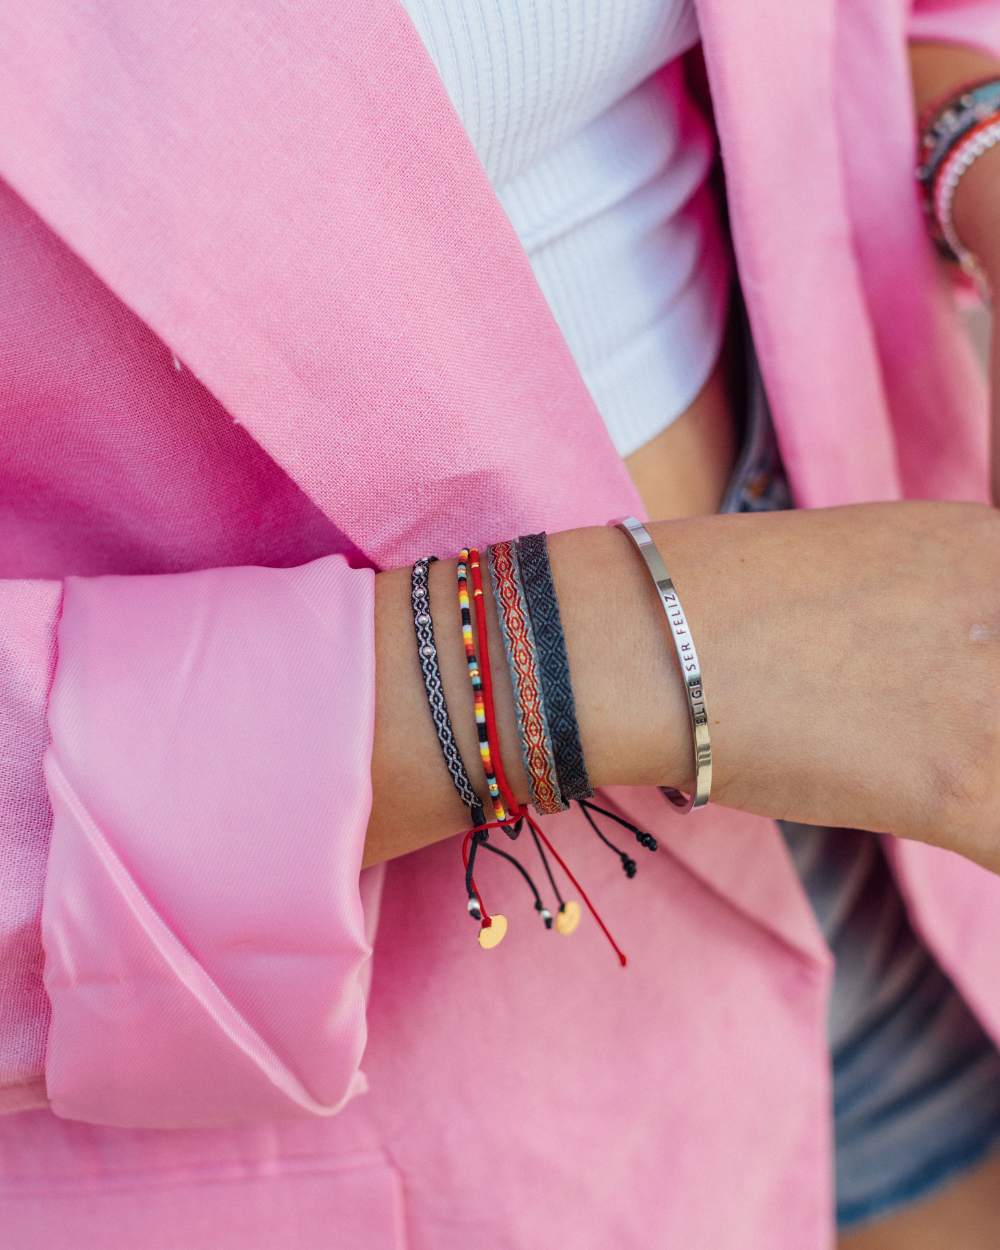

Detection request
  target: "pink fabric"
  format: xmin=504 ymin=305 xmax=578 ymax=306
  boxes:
xmin=909 ymin=0 xmax=1000 ymax=54
xmin=0 ymin=0 xmax=995 ymax=1244
xmin=0 ymin=580 xmax=61 ymax=1116
xmin=4 ymin=801 xmax=836 ymax=1249
xmin=44 ymin=558 xmax=376 ymax=1126
xmin=0 ymin=0 xmax=641 ymax=573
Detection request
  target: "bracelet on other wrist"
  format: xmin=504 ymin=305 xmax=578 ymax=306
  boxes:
xmin=917 ymin=76 xmax=1000 ymax=304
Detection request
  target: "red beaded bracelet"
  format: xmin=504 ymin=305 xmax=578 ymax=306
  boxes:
xmin=467 ymin=547 xmax=523 ymax=829
xmin=457 ymin=550 xmax=510 ymax=826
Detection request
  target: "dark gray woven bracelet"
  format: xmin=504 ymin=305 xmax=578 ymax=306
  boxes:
xmin=411 ymin=557 xmax=485 ymax=828
xmin=515 ymin=533 xmax=593 ymax=802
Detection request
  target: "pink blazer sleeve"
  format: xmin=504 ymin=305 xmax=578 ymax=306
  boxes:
xmin=38 ymin=554 xmax=377 ymax=1128
xmin=0 ymin=579 xmax=62 ymax=1116
xmin=908 ymin=0 xmax=1000 ymax=58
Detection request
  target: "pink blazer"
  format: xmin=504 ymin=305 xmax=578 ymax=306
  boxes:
xmin=1 ymin=1 xmax=1000 ymax=1245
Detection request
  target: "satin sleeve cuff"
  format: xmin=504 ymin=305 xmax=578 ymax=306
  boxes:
xmin=43 ymin=554 xmax=377 ymax=1128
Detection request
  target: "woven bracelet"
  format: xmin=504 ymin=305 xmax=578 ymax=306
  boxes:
xmin=457 ymin=550 xmax=511 ymax=825
xmin=411 ymin=557 xmax=485 ymax=829
xmin=467 ymin=547 xmax=522 ymax=836
xmin=488 ymin=540 xmax=567 ymax=815
xmin=516 ymin=532 xmax=593 ymax=802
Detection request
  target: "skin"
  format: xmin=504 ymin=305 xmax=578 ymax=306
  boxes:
xmin=846 ymin=44 xmax=1000 ymax=1250
xmin=910 ymin=43 xmax=1000 ymax=509
xmin=364 ymin=38 xmax=1000 ymax=1250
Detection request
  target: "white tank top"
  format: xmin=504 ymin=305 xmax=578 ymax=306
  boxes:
xmin=399 ymin=0 xmax=729 ymax=456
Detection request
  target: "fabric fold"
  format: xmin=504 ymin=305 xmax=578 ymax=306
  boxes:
xmin=0 ymin=579 xmax=62 ymax=1111
xmin=43 ymin=555 xmax=377 ymax=1127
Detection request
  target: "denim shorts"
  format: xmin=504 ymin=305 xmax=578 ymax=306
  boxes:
xmin=782 ymin=825 xmax=1000 ymax=1229
xmin=727 ymin=327 xmax=1000 ymax=1230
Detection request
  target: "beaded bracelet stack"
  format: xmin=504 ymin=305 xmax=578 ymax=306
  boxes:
xmin=916 ymin=76 xmax=1000 ymax=303
xmin=409 ymin=521 xmax=710 ymax=962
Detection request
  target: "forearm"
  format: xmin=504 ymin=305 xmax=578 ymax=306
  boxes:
xmin=364 ymin=523 xmax=693 ymax=866
xmin=366 ymin=43 xmax=1000 ymax=873
xmin=367 ymin=500 xmax=1000 ymax=875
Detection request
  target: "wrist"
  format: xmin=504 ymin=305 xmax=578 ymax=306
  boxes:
xmin=548 ymin=524 xmax=696 ymax=793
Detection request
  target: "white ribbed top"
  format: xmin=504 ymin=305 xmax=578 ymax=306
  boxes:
xmin=400 ymin=0 xmax=730 ymax=456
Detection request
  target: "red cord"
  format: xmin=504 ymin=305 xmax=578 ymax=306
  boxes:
xmin=468 ymin=549 xmax=522 ymax=819
xmin=526 ymin=813 xmax=628 ymax=967
xmin=459 ymin=813 xmax=627 ymax=964
xmin=461 ymin=547 xmax=625 ymax=966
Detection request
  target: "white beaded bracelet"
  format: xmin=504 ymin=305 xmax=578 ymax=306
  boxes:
xmin=610 ymin=517 xmax=711 ymax=813
xmin=933 ymin=117 xmax=1000 ymax=306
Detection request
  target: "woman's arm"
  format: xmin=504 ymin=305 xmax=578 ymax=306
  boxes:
xmin=367 ymin=42 xmax=1000 ymax=871
xmin=366 ymin=501 xmax=1000 ymax=875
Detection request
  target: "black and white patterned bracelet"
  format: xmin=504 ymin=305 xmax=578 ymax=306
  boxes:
xmin=411 ymin=557 xmax=486 ymax=828
xmin=516 ymin=533 xmax=593 ymax=802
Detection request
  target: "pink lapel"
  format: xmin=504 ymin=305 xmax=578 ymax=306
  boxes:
xmin=695 ymin=0 xmax=904 ymax=507
xmin=0 ymin=0 xmax=827 ymax=960
xmin=0 ymin=0 xmax=641 ymax=570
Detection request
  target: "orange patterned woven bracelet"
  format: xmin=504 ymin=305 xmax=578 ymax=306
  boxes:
xmin=487 ymin=540 xmax=567 ymax=815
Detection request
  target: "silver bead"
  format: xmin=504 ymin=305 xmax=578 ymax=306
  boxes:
xmin=416 ymin=613 xmax=431 ymax=626
xmin=420 ymin=644 xmax=435 ymax=658
xmin=413 ymin=586 xmax=426 ymax=598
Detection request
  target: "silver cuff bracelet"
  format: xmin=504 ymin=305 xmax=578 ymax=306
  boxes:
xmin=609 ymin=516 xmax=712 ymax=813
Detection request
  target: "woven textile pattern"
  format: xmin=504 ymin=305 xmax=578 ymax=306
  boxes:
xmin=488 ymin=541 xmax=566 ymax=815
xmin=516 ymin=532 xmax=593 ymax=801
xmin=411 ymin=557 xmax=484 ymax=824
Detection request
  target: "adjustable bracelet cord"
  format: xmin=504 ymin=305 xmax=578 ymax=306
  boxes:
xmin=578 ymin=798 xmax=658 ymax=852
xmin=463 ymin=822 xmax=552 ymax=943
xmin=478 ymin=840 xmax=553 ymax=928
xmin=464 ymin=829 xmax=490 ymax=921
xmin=579 ymin=802 xmax=637 ymax=878
xmin=529 ymin=822 xmax=587 ymax=936
xmin=529 ymin=822 xmax=565 ymax=911
xmin=524 ymin=812 xmax=628 ymax=967
xmin=462 ymin=828 xmax=507 ymax=948
xmin=456 ymin=545 xmax=637 ymax=965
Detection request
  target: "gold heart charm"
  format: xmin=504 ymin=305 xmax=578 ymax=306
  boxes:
xmin=555 ymin=901 xmax=581 ymax=935
xmin=477 ymin=914 xmax=508 ymax=948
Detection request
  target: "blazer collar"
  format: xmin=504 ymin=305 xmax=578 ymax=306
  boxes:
xmin=0 ymin=0 xmax=641 ymax=569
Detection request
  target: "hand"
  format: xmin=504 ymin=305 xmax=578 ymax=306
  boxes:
xmin=658 ymin=502 xmax=1000 ymax=871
